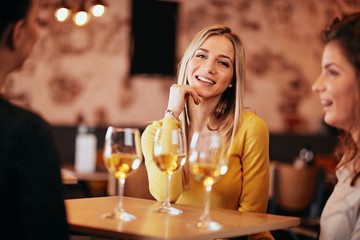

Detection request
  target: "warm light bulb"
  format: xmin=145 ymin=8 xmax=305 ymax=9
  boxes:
xmin=73 ymin=11 xmax=89 ymax=26
xmin=55 ymin=7 xmax=70 ymax=22
xmin=91 ymin=4 xmax=105 ymax=17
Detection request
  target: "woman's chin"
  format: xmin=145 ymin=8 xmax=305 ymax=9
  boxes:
xmin=324 ymin=117 xmax=346 ymax=132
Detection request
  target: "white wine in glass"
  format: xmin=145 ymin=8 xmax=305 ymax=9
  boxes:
xmin=102 ymin=127 xmax=142 ymax=221
xmin=188 ymin=131 xmax=228 ymax=230
xmin=153 ymin=128 xmax=186 ymax=215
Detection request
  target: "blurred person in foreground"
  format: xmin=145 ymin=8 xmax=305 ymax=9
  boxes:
xmin=141 ymin=25 xmax=273 ymax=240
xmin=312 ymin=12 xmax=360 ymax=240
xmin=0 ymin=0 xmax=69 ymax=239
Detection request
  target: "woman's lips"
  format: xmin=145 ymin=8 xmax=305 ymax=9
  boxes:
xmin=196 ymin=76 xmax=215 ymax=85
xmin=321 ymin=99 xmax=332 ymax=106
xmin=321 ymin=99 xmax=332 ymax=111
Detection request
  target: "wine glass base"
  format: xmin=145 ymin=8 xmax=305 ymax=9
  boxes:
xmin=102 ymin=211 xmax=136 ymax=222
xmin=153 ymin=206 xmax=183 ymax=215
xmin=187 ymin=220 xmax=222 ymax=231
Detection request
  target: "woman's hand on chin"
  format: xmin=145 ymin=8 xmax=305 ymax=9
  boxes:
xmin=166 ymin=84 xmax=201 ymax=117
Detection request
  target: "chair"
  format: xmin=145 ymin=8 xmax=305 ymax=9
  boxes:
xmin=268 ymin=162 xmax=326 ymax=240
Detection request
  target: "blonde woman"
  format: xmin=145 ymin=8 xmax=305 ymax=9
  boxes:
xmin=142 ymin=25 xmax=273 ymax=240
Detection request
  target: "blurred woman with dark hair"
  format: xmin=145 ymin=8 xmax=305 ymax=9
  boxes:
xmin=312 ymin=12 xmax=360 ymax=240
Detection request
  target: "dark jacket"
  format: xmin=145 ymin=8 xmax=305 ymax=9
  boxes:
xmin=0 ymin=96 xmax=69 ymax=240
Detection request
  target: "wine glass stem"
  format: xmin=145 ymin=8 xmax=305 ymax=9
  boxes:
xmin=163 ymin=174 xmax=171 ymax=209
xmin=117 ymin=177 xmax=125 ymax=212
xmin=200 ymin=184 xmax=212 ymax=222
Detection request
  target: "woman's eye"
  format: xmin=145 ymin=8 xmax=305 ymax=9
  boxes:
xmin=327 ymin=70 xmax=339 ymax=77
xmin=196 ymin=54 xmax=206 ymax=59
xmin=218 ymin=61 xmax=229 ymax=67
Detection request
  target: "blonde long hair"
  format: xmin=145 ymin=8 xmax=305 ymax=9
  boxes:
xmin=177 ymin=25 xmax=246 ymax=146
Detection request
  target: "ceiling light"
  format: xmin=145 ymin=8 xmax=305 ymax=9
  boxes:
xmin=91 ymin=0 xmax=107 ymax=17
xmin=73 ymin=1 xmax=90 ymax=26
xmin=55 ymin=0 xmax=70 ymax=22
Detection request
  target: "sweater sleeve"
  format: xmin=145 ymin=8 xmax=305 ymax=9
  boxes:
xmin=237 ymin=114 xmax=270 ymax=213
xmin=237 ymin=114 xmax=273 ymax=240
xmin=141 ymin=117 xmax=183 ymax=202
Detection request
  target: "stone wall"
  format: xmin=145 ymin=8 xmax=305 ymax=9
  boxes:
xmin=2 ymin=0 xmax=360 ymax=133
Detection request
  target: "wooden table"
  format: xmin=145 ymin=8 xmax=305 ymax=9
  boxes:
xmin=65 ymin=196 xmax=300 ymax=240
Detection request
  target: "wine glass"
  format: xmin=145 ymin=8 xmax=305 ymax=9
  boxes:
xmin=152 ymin=128 xmax=186 ymax=215
xmin=188 ymin=131 xmax=228 ymax=230
xmin=102 ymin=127 xmax=142 ymax=221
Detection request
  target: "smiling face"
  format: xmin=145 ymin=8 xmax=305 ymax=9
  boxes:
xmin=312 ymin=41 xmax=358 ymax=131
xmin=187 ymin=35 xmax=234 ymax=100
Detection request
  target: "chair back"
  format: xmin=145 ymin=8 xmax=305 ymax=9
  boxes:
xmin=269 ymin=162 xmax=325 ymax=218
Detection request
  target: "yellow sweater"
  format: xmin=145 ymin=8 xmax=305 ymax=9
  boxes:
xmin=141 ymin=111 xmax=273 ymax=240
